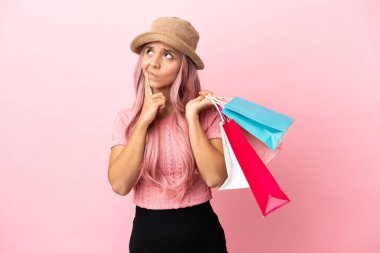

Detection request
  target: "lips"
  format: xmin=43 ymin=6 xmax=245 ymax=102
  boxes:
xmin=148 ymin=71 xmax=159 ymax=78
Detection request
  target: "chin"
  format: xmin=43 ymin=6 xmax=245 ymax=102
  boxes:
xmin=150 ymin=82 xmax=171 ymax=88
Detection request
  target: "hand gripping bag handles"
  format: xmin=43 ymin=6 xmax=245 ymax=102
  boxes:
xmin=206 ymin=95 xmax=291 ymax=216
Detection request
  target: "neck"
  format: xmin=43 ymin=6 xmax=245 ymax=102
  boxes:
xmin=152 ymin=86 xmax=173 ymax=117
xmin=152 ymin=86 xmax=170 ymax=99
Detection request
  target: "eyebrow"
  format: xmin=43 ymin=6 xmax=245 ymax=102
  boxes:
xmin=145 ymin=45 xmax=177 ymax=54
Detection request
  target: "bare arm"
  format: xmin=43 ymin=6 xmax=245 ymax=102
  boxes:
xmin=108 ymin=121 xmax=149 ymax=196
xmin=187 ymin=114 xmax=227 ymax=188
xmin=108 ymin=69 xmax=168 ymax=196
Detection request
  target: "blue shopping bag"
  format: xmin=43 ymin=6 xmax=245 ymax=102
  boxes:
xmin=221 ymin=97 xmax=295 ymax=151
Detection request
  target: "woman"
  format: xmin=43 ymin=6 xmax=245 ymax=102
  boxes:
xmin=108 ymin=16 xmax=229 ymax=253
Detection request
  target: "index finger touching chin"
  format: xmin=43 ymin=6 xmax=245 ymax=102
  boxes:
xmin=144 ymin=73 xmax=153 ymax=95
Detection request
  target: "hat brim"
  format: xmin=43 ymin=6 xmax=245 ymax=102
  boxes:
xmin=130 ymin=32 xmax=204 ymax=70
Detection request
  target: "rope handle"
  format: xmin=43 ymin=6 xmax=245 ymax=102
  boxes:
xmin=205 ymin=95 xmax=229 ymax=123
xmin=204 ymin=95 xmax=228 ymax=106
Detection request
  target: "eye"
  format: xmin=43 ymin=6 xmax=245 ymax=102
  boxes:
xmin=146 ymin=48 xmax=153 ymax=55
xmin=164 ymin=52 xmax=173 ymax=59
xmin=145 ymin=48 xmax=173 ymax=59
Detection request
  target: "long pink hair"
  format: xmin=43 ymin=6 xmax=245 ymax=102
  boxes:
xmin=124 ymin=46 xmax=209 ymax=200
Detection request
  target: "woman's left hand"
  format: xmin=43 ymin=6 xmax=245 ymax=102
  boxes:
xmin=185 ymin=90 xmax=216 ymax=120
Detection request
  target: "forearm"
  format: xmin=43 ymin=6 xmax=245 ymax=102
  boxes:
xmin=108 ymin=121 xmax=148 ymax=195
xmin=187 ymin=114 xmax=226 ymax=187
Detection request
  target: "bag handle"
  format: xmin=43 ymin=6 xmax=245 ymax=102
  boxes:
xmin=205 ymin=95 xmax=229 ymax=123
xmin=205 ymin=95 xmax=230 ymax=107
xmin=215 ymin=95 xmax=232 ymax=102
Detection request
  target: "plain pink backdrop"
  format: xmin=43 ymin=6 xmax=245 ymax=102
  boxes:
xmin=1 ymin=0 xmax=379 ymax=252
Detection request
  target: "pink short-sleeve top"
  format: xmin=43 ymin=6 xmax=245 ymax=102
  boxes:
xmin=110 ymin=107 xmax=222 ymax=209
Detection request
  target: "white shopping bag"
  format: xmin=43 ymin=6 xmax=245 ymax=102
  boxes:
xmin=218 ymin=121 xmax=249 ymax=190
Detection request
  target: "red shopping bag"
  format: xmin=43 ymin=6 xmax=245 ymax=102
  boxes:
xmin=223 ymin=119 xmax=290 ymax=216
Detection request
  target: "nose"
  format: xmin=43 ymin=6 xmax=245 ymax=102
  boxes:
xmin=150 ymin=53 xmax=160 ymax=68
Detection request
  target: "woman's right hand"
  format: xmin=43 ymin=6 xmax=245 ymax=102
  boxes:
xmin=136 ymin=72 xmax=167 ymax=128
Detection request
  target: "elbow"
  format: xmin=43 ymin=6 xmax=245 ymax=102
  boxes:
xmin=112 ymin=185 xmax=130 ymax=196
xmin=110 ymin=181 xmax=131 ymax=196
xmin=205 ymin=163 xmax=228 ymax=188
xmin=205 ymin=173 xmax=228 ymax=188
xmin=108 ymin=171 xmax=132 ymax=196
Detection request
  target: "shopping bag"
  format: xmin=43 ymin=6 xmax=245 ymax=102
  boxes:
xmin=219 ymin=121 xmax=284 ymax=190
xmin=223 ymin=119 xmax=291 ymax=216
xmin=219 ymin=120 xmax=249 ymax=189
xmin=206 ymin=96 xmax=290 ymax=216
xmin=240 ymin=125 xmax=283 ymax=165
xmin=206 ymin=95 xmax=283 ymax=165
xmin=212 ymin=101 xmax=282 ymax=190
xmin=206 ymin=95 xmax=295 ymax=151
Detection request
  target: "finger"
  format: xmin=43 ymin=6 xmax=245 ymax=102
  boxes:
xmin=160 ymin=97 xmax=167 ymax=104
xmin=199 ymin=90 xmax=214 ymax=97
xmin=157 ymin=102 xmax=166 ymax=111
xmin=152 ymin=96 xmax=167 ymax=103
xmin=199 ymin=89 xmax=212 ymax=94
xmin=154 ymin=97 xmax=166 ymax=106
xmin=144 ymin=72 xmax=153 ymax=96
xmin=151 ymin=93 xmax=166 ymax=99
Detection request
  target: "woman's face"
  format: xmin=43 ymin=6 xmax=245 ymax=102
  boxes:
xmin=141 ymin=41 xmax=182 ymax=89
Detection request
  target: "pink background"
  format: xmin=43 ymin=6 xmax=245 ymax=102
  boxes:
xmin=1 ymin=0 xmax=379 ymax=252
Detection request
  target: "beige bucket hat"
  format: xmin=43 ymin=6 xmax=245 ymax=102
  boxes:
xmin=130 ymin=16 xmax=205 ymax=70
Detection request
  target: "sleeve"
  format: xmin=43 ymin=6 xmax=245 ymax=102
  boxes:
xmin=205 ymin=108 xmax=222 ymax=140
xmin=110 ymin=109 xmax=130 ymax=149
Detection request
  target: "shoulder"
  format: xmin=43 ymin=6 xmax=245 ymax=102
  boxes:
xmin=199 ymin=106 xmax=221 ymax=128
xmin=119 ymin=107 xmax=133 ymax=117
xmin=115 ymin=107 xmax=133 ymax=121
xmin=112 ymin=107 xmax=134 ymax=130
xmin=110 ymin=107 xmax=133 ymax=148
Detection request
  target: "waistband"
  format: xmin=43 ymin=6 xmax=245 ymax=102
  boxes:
xmin=134 ymin=200 xmax=215 ymax=223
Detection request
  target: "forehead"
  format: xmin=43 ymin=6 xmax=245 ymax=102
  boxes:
xmin=145 ymin=41 xmax=178 ymax=53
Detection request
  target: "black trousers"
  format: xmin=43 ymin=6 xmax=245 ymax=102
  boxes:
xmin=129 ymin=200 xmax=229 ymax=253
